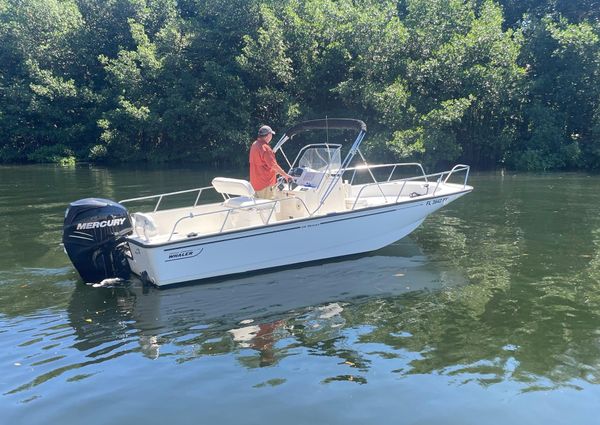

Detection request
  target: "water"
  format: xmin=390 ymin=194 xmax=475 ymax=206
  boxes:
xmin=1 ymin=165 xmax=600 ymax=424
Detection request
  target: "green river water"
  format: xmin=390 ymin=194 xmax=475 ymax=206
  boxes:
xmin=1 ymin=164 xmax=599 ymax=424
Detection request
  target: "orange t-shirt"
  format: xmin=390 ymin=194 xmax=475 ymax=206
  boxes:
xmin=249 ymin=140 xmax=277 ymax=191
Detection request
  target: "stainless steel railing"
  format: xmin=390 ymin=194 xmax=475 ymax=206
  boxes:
xmin=165 ymin=196 xmax=312 ymax=242
xmin=123 ymin=163 xmax=470 ymax=241
xmin=347 ymin=164 xmax=470 ymax=210
xmin=119 ymin=186 xmax=217 ymax=212
xmin=344 ymin=162 xmax=427 ymax=185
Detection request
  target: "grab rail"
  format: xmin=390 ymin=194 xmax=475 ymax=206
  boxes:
xmin=119 ymin=186 xmax=216 ymax=212
xmin=166 ymin=196 xmax=312 ymax=241
xmin=344 ymin=162 xmax=427 ymax=185
xmin=348 ymin=165 xmax=470 ymax=210
xmin=443 ymin=164 xmax=470 ymax=185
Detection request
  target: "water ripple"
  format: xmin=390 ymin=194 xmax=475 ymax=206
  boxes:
xmin=2 ymin=170 xmax=600 ymax=424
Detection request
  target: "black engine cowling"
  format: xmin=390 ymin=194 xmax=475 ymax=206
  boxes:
xmin=63 ymin=198 xmax=133 ymax=283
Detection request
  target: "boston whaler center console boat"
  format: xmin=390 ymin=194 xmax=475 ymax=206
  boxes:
xmin=62 ymin=119 xmax=472 ymax=287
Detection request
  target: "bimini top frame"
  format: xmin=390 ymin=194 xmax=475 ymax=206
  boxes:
xmin=272 ymin=118 xmax=366 ymax=154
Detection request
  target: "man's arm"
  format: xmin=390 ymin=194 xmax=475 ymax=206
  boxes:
xmin=264 ymin=146 xmax=291 ymax=179
xmin=272 ymin=163 xmax=291 ymax=179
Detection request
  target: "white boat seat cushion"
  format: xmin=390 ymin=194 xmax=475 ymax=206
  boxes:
xmin=212 ymin=177 xmax=255 ymax=197
xmin=132 ymin=212 xmax=159 ymax=240
xmin=223 ymin=196 xmax=277 ymax=211
xmin=213 ymin=177 xmax=278 ymax=212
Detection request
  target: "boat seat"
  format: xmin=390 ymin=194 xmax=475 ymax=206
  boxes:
xmin=212 ymin=177 xmax=277 ymax=211
xmin=132 ymin=212 xmax=159 ymax=240
xmin=223 ymin=196 xmax=274 ymax=210
xmin=212 ymin=177 xmax=256 ymax=198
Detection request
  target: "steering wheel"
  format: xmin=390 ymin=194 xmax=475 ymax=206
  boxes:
xmin=277 ymin=175 xmax=297 ymax=191
xmin=276 ymin=175 xmax=288 ymax=191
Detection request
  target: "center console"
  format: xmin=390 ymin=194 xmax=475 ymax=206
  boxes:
xmin=276 ymin=167 xmax=348 ymax=220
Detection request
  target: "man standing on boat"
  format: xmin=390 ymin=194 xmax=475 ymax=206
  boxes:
xmin=249 ymin=125 xmax=291 ymax=199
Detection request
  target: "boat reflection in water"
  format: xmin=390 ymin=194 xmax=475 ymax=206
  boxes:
xmin=67 ymin=238 xmax=467 ymax=365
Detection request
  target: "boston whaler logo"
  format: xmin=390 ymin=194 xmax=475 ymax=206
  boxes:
xmin=76 ymin=217 xmax=127 ymax=230
xmin=166 ymin=248 xmax=204 ymax=262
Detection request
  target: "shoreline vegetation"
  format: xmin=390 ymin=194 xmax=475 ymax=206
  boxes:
xmin=1 ymin=0 xmax=598 ymax=171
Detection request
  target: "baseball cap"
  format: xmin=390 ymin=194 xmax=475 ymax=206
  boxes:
xmin=258 ymin=125 xmax=275 ymax=136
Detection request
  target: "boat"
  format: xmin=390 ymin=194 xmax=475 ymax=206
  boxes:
xmin=62 ymin=118 xmax=473 ymax=287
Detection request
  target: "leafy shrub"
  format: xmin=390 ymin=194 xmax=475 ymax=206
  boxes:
xmin=26 ymin=145 xmax=75 ymax=165
xmin=88 ymin=144 xmax=108 ymax=161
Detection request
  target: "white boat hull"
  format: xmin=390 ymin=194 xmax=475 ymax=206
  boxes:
xmin=126 ymin=191 xmax=469 ymax=287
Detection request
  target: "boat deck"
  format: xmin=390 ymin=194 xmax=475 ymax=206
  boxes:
xmin=125 ymin=180 xmax=467 ymax=246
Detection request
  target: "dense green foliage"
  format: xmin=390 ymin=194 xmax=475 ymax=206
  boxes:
xmin=0 ymin=0 xmax=598 ymax=170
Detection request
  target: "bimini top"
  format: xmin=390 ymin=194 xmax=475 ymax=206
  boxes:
xmin=272 ymin=118 xmax=367 ymax=152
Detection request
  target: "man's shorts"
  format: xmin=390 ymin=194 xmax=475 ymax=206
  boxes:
xmin=255 ymin=185 xmax=276 ymax=200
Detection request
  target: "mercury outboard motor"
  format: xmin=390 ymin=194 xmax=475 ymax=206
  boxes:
xmin=63 ymin=198 xmax=133 ymax=283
